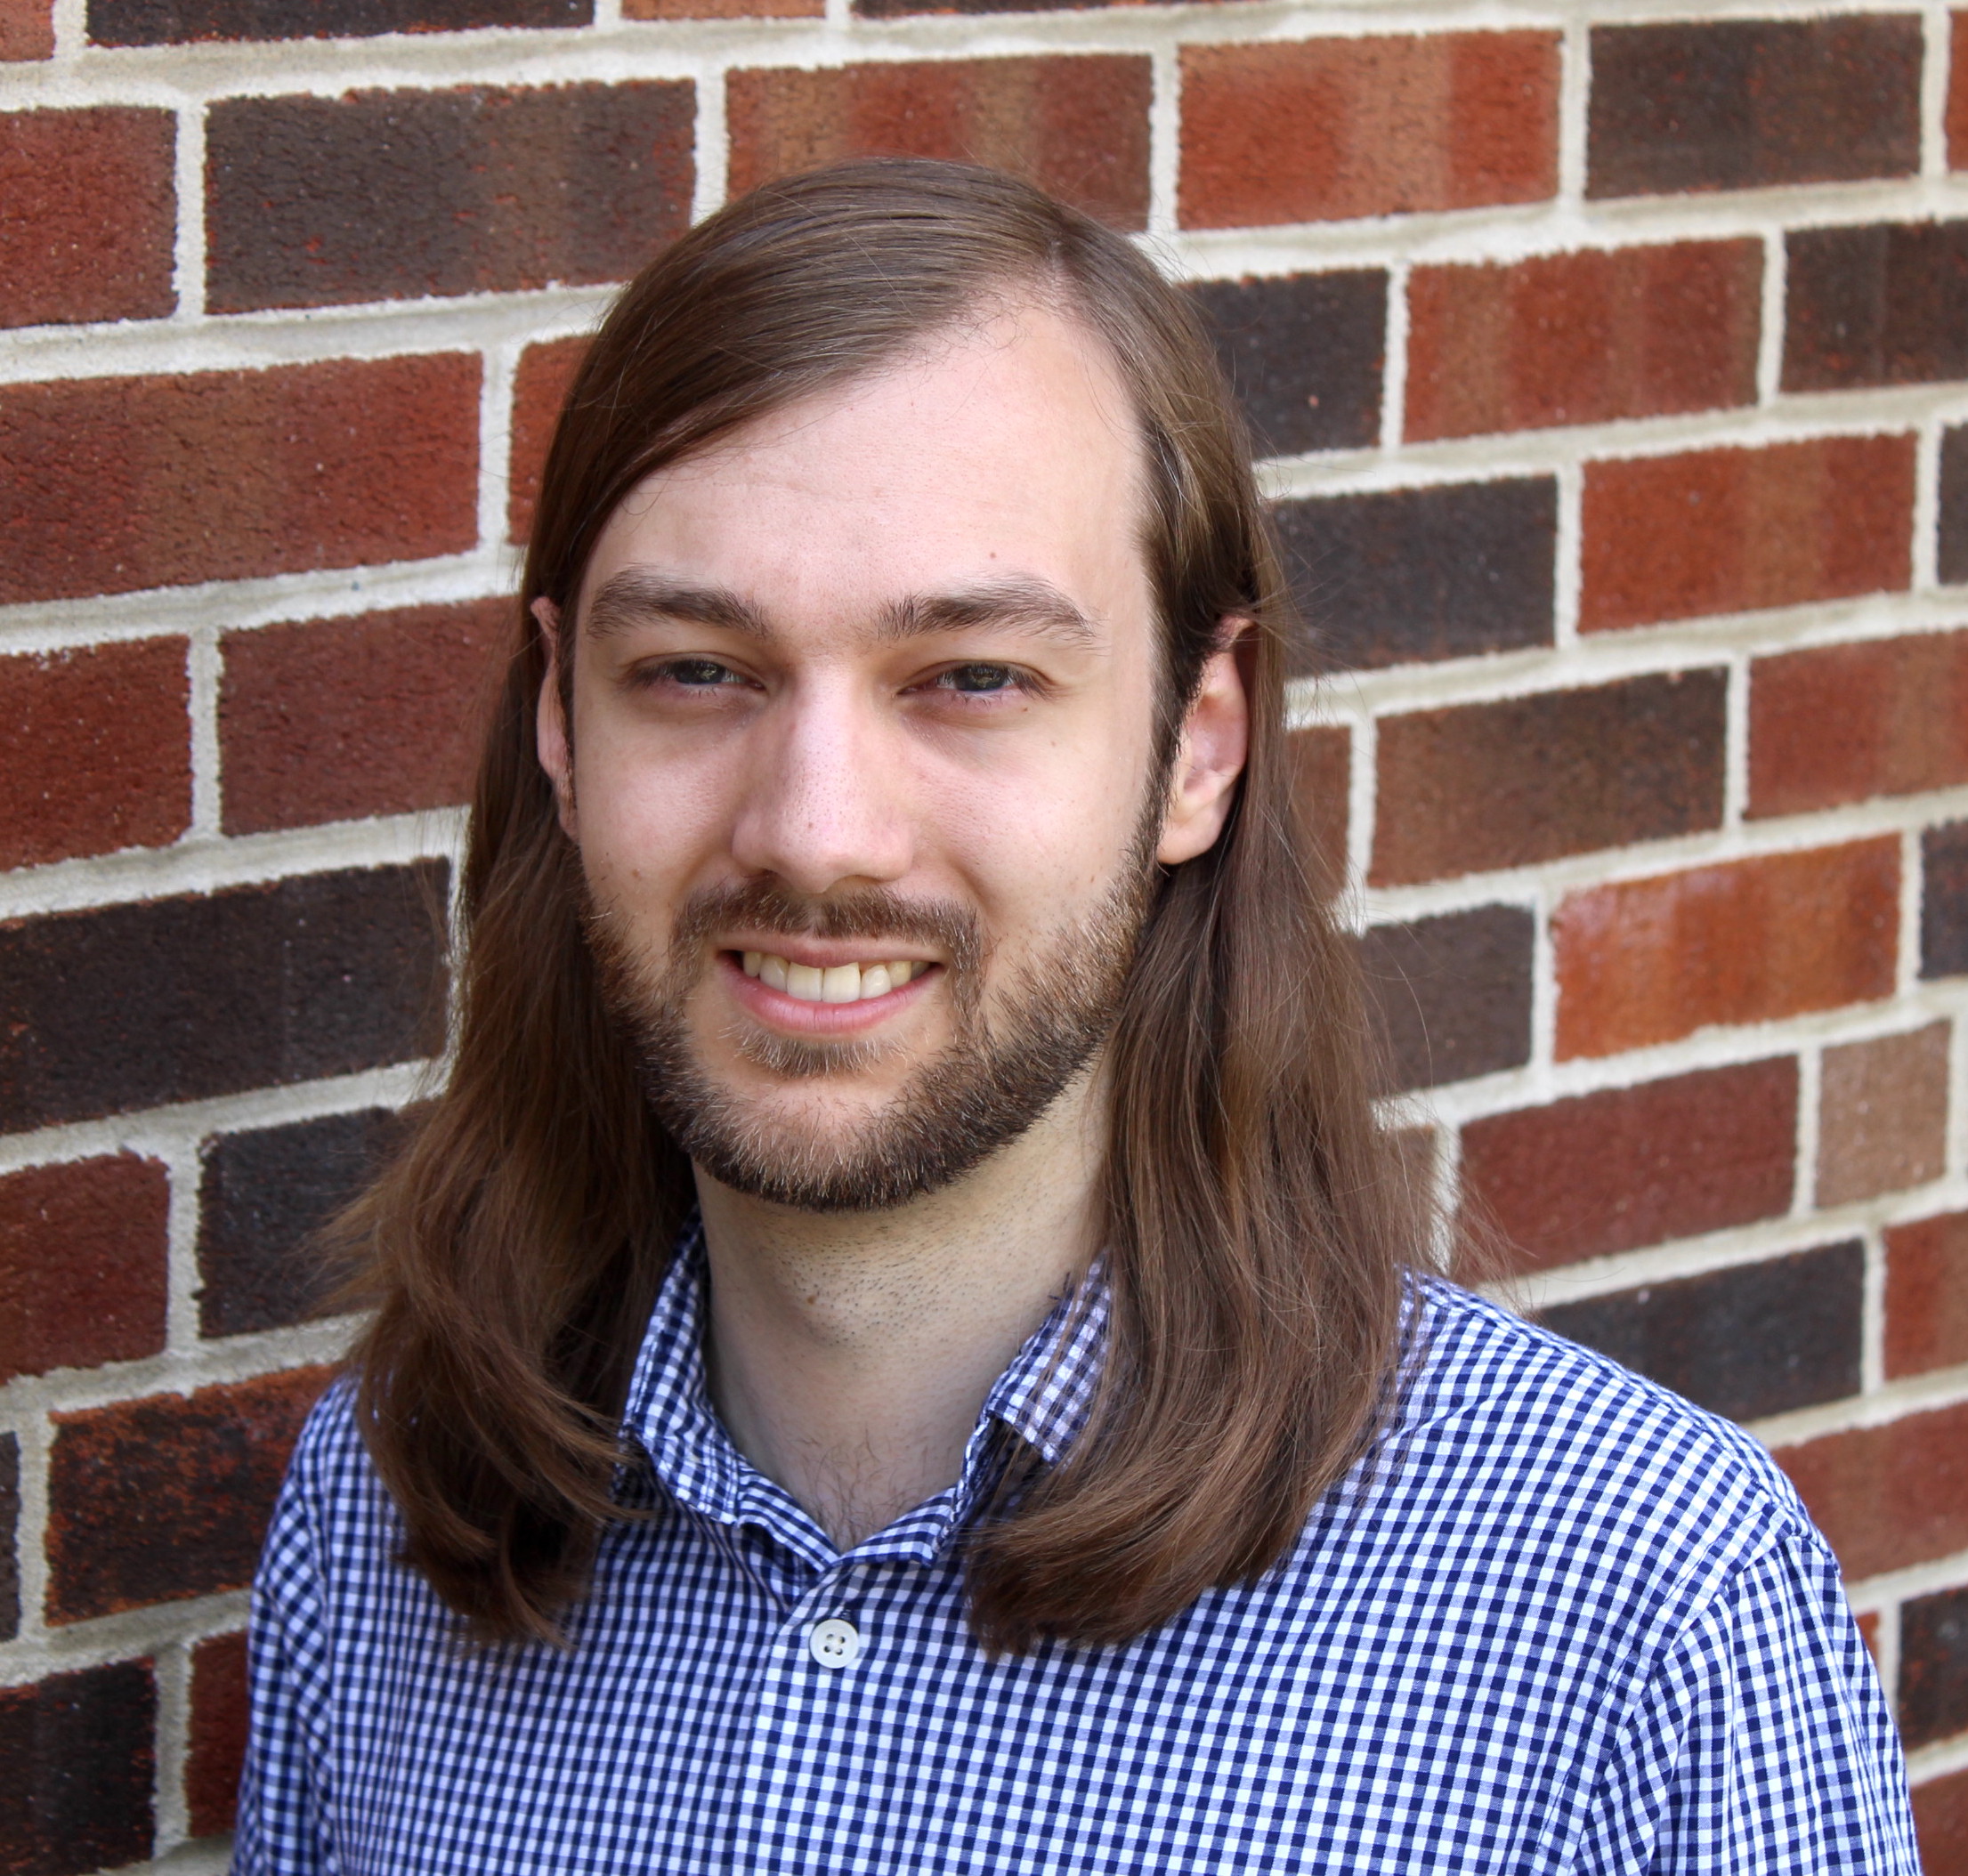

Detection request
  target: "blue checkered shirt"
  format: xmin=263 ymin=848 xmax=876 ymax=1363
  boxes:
xmin=237 ymin=1230 xmax=1918 ymax=1872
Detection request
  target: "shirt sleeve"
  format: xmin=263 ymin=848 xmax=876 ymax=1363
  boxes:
xmin=232 ymin=1427 xmax=339 ymax=1876
xmin=1578 ymin=1518 xmax=1921 ymax=1875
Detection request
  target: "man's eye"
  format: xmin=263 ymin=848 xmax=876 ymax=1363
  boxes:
xmin=660 ymin=659 xmax=736 ymax=687
xmin=935 ymin=664 xmax=1021 ymax=694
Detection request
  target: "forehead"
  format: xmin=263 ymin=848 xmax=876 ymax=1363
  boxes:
xmin=575 ymin=300 xmax=1154 ymax=633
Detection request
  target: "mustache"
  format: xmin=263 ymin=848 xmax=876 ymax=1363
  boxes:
xmin=668 ymin=877 xmax=984 ymax=977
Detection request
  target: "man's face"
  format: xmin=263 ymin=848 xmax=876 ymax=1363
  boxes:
xmin=539 ymin=298 xmax=1236 ymax=1210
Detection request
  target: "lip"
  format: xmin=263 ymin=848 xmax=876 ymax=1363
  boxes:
xmin=717 ymin=950 xmax=939 ymax=1035
xmin=720 ymin=934 xmax=938 ymax=973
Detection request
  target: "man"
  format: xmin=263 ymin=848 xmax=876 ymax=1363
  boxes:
xmin=238 ymin=160 xmax=1916 ymax=1872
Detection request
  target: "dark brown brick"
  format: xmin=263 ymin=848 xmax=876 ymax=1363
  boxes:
xmin=1751 ymin=630 xmax=1968 ymax=817
xmin=508 ymin=334 xmax=587 ymax=545
xmin=1552 ymin=841 xmax=1899 ymax=1059
xmin=0 ymin=1662 xmax=155 ymax=1875
xmin=1587 ymin=17 xmax=1921 ymax=198
xmin=1373 ymin=669 xmax=1726 ymax=886
xmin=1778 ymin=1399 xmax=1968 ymax=1581
xmin=0 ymin=355 xmax=481 ymax=605
xmin=727 ymin=58 xmax=1151 ymax=232
xmin=1943 ymin=426 xmax=1968 ymax=586
xmin=208 ymin=84 xmax=692 ymax=313
xmin=1285 ymin=724 xmax=1348 ymax=896
xmin=1885 ymin=1211 xmax=1968 ymax=1379
xmin=1178 ymin=34 xmax=1559 ymax=230
xmin=1541 ymin=1243 xmax=1861 ymax=1424
xmin=1902 ymin=1585 xmax=1968 ymax=1749
xmin=1580 ymin=435 xmax=1915 ymax=632
xmin=1406 ymin=240 xmax=1760 ymax=441
xmin=0 ymin=638 xmax=190 ymax=870
xmin=0 ymin=0 xmax=53 ymax=56
xmin=0 ymin=863 xmax=448 ymax=1134
xmin=199 ymin=1108 xmax=403 ymax=1338
xmin=1186 ymin=271 xmax=1384 ymax=457
xmin=92 ymin=0 xmax=585 ymax=42
xmin=1923 ymin=821 xmax=1968 ymax=980
xmin=46 ymin=1368 xmax=329 ymax=1621
xmin=1273 ymin=478 xmax=1555 ymax=674
xmin=1916 ymin=1764 xmax=1968 ymax=1876
xmin=186 ymin=1631 xmax=247 ymax=1838
xmin=1785 ymin=222 xmax=1968 ymax=392
xmin=0 ymin=1155 xmax=168 ymax=1383
xmin=1818 ymin=1023 xmax=1949 ymax=1207
xmin=221 ymin=601 xmax=505 ymax=834
xmin=1461 ymin=1058 xmax=1798 ymax=1270
xmin=1358 ymin=904 xmax=1534 ymax=1093
xmin=0 ymin=1434 xmax=16 ymax=1642
xmin=0 ymin=108 xmax=174 ymax=328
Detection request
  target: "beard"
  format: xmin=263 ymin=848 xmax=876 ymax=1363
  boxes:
xmin=583 ymin=825 xmax=1159 ymax=1214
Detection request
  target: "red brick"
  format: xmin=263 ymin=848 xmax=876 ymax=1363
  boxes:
xmin=1885 ymin=1210 xmax=1968 ymax=1379
xmin=1777 ymin=1399 xmax=1968 ymax=1581
xmin=0 ymin=109 xmax=174 ymax=327
xmin=0 ymin=1155 xmax=167 ymax=1385
xmin=93 ymin=0 xmax=588 ymax=38
xmin=1178 ymin=33 xmax=1558 ymax=230
xmin=1405 ymin=240 xmax=1760 ymax=441
xmin=508 ymin=335 xmax=587 ymax=545
xmin=1856 ymin=1607 xmax=1880 ymax=1661
xmin=1580 ymin=435 xmax=1915 ymax=633
xmin=1460 ymin=1059 xmax=1797 ymax=1270
xmin=1286 ymin=724 xmax=1348 ymax=894
xmin=1916 ymin=1764 xmax=1968 ymax=1876
xmin=0 ymin=354 xmax=480 ymax=604
xmin=1818 ymin=1023 xmax=1949 ymax=1208
xmin=1372 ymin=670 xmax=1726 ymax=887
xmin=185 ymin=1631 xmax=247 ymax=1839
xmin=46 ymin=1366 xmax=331 ymax=1622
xmin=727 ymin=57 xmax=1151 ymax=232
xmin=1953 ymin=15 xmax=1968 ymax=173
xmin=221 ymin=601 xmax=506 ymax=834
xmin=1552 ymin=840 xmax=1899 ymax=1060
xmin=0 ymin=637 xmax=190 ymax=870
xmin=1758 ymin=628 xmax=1968 ymax=821
xmin=0 ymin=0 xmax=53 ymax=58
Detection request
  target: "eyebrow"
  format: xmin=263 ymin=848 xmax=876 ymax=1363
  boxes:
xmin=581 ymin=569 xmax=1102 ymax=651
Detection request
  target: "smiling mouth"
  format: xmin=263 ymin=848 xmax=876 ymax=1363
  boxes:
xmin=740 ymin=951 xmax=931 ymax=1005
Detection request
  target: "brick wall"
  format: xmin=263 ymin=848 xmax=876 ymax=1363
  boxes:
xmin=3 ymin=0 xmax=1966 ymax=1868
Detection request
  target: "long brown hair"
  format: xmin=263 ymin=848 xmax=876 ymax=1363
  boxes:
xmin=339 ymin=158 xmax=1422 ymax=1654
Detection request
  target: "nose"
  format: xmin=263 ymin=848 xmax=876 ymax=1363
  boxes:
xmin=727 ymin=672 xmax=916 ymax=894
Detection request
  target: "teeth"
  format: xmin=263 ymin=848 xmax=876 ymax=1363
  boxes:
xmin=742 ymin=953 xmax=923 ymax=1003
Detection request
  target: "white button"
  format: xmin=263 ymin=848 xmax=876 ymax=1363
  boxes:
xmin=808 ymin=1617 xmax=863 ymax=1669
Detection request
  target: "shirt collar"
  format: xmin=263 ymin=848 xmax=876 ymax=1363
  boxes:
xmin=620 ymin=1220 xmax=1109 ymax=1566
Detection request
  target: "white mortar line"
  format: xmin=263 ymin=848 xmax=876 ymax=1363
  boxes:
xmin=1873 ymin=1598 xmax=1902 ymax=1715
xmin=185 ymin=627 xmax=222 ymax=840
xmin=476 ymin=341 xmax=516 ymax=554
xmin=1753 ymin=227 xmax=1786 ymax=406
xmin=162 ymin=1139 xmax=207 ymax=1359
xmin=153 ymin=1637 xmax=191 ymax=1856
xmin=689 ymin=54 xmax=728 ymax=222
xmin=1861 ymin=1225 xmax=1888 ymax=1397
xmin=1146 ymin=40 xmax=1181 ymax=239
xmin=1380 ymin=259 xmax=1410 ymax=452
xmin=1794 ymin=1039 xmax=1822 ymax=1217
xmin=1923 ymin=2 xmax=1955 ymax=181
xmin=1915 ymin=415 xmax=1945 ymax=593
xmin=1900 ymin=827 xmax=1926 ymax=999
xmin=1721 ymin=650 xmax=1749 ymax=830
xmin=170 ymin=101 xmax=207 ymax=322
xmin=1555 ymin=10 xmax=1588 ymax=206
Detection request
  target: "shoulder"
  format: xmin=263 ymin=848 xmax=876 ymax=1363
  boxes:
xmin=265 ymin=1372 xmax=401 ymax=1573
xmin=1342 ymin=1277 xmax=1826 ymax=1630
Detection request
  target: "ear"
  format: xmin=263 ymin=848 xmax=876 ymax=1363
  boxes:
xmin=1157 ymin=622 xmax=1251 ymax=866
xmin=532 ymin=595 xmax=579 ymax=841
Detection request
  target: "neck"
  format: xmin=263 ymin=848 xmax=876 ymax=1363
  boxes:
xmin=695 ymin=1074 xmax=1105 ymax=1552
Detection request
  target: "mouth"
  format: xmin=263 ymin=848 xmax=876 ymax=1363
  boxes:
xmin=739 ymin=950 xmax=932 ymax=1006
